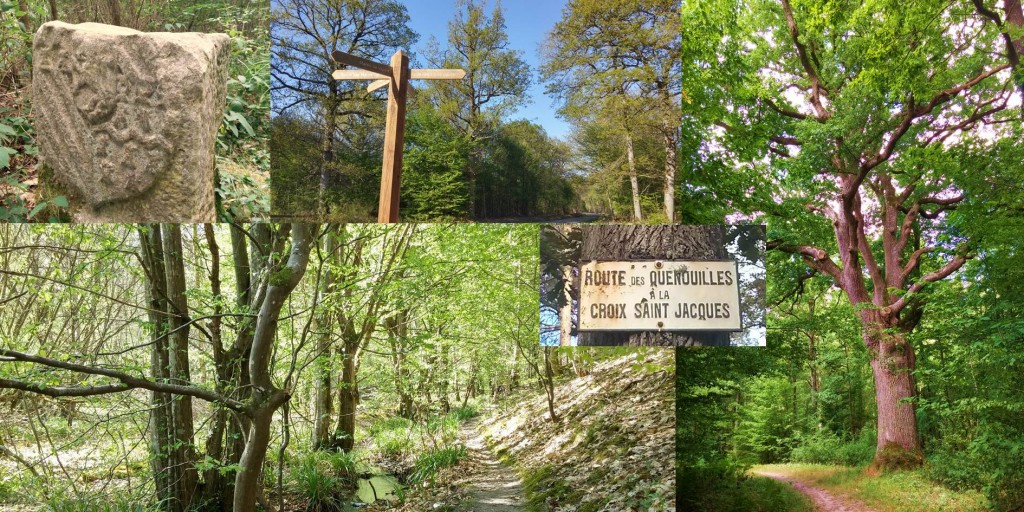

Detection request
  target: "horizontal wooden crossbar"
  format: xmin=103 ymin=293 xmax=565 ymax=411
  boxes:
xmin=331 ymin=50 xmax=392 ymax=76
xmin=332 ymin=69 xmax=390 ymax=80
xmin=409 ymin=69 xmax=467 ymax=80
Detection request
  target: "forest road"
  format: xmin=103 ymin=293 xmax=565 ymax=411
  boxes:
xmin=751 ymin=469 xmax=878 ymax=512
xmin=457 ymin=417 xmax=525 ymax=511
xmin=547 ymin=213 xmax=603 ymax=223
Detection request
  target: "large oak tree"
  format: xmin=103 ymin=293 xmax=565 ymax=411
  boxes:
xmin=691 ymin=0 xmax=1024 ymax=466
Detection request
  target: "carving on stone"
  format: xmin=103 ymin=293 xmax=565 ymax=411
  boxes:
xmin=32 ymin=22 xmax=229 ymax=222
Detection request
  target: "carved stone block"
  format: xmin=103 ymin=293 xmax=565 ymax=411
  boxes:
xmin=33 ymin=21 xmax=229 ymax=222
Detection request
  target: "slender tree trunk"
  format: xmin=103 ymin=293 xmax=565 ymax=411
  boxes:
xmin=543 ymin=348 xmax=558 ymax=422
xmin=139 ymin=226 xmax=174 ymax=511
xmin=335 ymin=342 xmax=358 ymax=452
xmin=202 ymin=225 xmax=228 ymax=507
xmin=661 ymin=121 xmax=678 ymax=223
xmin=15 ymin=0 xmax=29 ymax=32
xmin=559 ymin=258 xmax=574 ymax=346
xmin=313 ymin=233 xmax=337 ymax=450
xmin=233 ymin=224 xmax=313 ymax=512
xmin=106 ymin=0 xmax=121 ymax=26
xmin=319 ymin=87 xmax=339 ymax=215
xmin=577 ymin=225 xmax=731 ymax=346
xmin=161 ymin=225 xmax=198 ymax=510
xmin=626 ymin=133 xmax=642 ymax=221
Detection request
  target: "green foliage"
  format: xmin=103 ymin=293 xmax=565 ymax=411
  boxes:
xmin=448 ymin=404 xmax=478 ymax=422
xmin=401 ymin=105 xmax=470 ymax=220
xmin=926 ymin=424 xmax=1024 ymax=511
xmin=679 ymin=463 xmax=814 ymax=512
xmin=213 ymin=6 xmax=271 ymax=221
xmin=409 ymin=445 xmax=467 ymax=485
xmin=790 ymin=429 xmax=876 ymax=466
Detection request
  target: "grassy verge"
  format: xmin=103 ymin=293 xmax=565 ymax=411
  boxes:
xmin=753 ymin=464 xmax=989 ymax=512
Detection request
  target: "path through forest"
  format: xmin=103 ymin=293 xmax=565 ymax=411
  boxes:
xmin=751 ymin=468 xmax=877 ymax=512
xmin=456 ymin=416 xmax=524 ymax=511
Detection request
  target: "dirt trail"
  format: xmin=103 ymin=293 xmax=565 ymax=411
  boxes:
xmin=457 ymin=417 xmax=525 ymax=511
xmin=751 ymin=468 xmax=878 ymax=512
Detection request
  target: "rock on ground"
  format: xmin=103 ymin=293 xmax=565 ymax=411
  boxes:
xmin=32 ymin=21 xmax=228 ymax=222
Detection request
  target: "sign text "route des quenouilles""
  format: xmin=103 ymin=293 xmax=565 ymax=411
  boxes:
xmin=578 ymin=260 xmax=742 ymax=332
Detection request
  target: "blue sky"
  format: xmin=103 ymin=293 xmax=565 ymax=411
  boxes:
xmin=403 ymin=0 xmax=572 ymax=140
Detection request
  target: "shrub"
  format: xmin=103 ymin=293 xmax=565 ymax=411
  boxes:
xmin=289 ymin=451 xmax=356 ymax=512
xmin=926 ymin=424 xmax=1024 ymax=511
xmin=375 ymin=427 xmax=413 ymax=458
xmin=449 ymin=404 xmax=479 ymax=422
xmin=368 ymin=416 xmax=414 ymax=436
xmin=409 ymin=445 xmax=467 ymax=485
xmin=790 ymin=429 xmax=875 ymax=466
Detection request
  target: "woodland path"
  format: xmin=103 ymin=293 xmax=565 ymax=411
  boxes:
xmin=751 ymin=468 xmax=878 ymax=512
xmin=456 ymin=417 xmax=525 ymax=511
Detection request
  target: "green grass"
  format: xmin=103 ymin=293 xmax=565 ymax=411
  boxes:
xmin=753 ymin=464 xmax=989 ymax=512
xmin=45 ymin=497 xmax=157 ymax=512
xmin=409 ymin=445 xmax=467 ymax=484
xmin=288 ymin=450 xmax=359 ymax=512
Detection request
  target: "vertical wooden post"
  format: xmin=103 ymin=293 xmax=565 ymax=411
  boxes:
xmin=378 ymin=50 xmax=409 ymax=223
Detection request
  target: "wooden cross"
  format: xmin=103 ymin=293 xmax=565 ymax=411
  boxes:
xmin=332 ymin=50 xmax=466 ymax=223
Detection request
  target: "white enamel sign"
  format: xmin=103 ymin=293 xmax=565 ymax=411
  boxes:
xmin=578 ymin=260 xmax=742 ymax=331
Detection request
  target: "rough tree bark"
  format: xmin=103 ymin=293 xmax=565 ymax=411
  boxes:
xmin=577 ymin=225 xmax=731 ymax=347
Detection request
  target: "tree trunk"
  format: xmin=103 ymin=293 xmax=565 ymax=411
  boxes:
xmin=161 ymin=225 xmax=198 ymax=509
xmin=319 ymin=86 xmax=339 ymax=214
xmin=139 ymin=225 xmax=174 ymax=511
xmin=543 ymin=348 xmax=559 ymax=422
xmin=863 ymin=312 xmax=922 ymax=468
xmin=577 ymin=225 xmax=731 ymax=346
xmin=202 ymin=225 xmax=228 ymax=508
xmin=313 ymin=232 xmax=337 ymax=450
xmin=626 ymin=133 xmax=642 ymax=221
xmin=15 ymin=0 xmax=29 ymax=32
xmin=559 ymin=263 xmax=573 ymax=346
xmin=106 ymin=0 xmax=122 ymax=26
xmin=661 ymin=120 xmax=677 ymax=223
xmin=233 ymin=224 xmax=313 ymax=512
xmin=334 ymin=343 xmax=358 ymax=452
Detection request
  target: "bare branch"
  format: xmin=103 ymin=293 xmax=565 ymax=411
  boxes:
xmin=0 ymin=349 xmax=245 ymax=412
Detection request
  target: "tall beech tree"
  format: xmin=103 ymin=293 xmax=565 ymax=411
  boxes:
xmin=694 ymin=0 xmax=1024 ymax=466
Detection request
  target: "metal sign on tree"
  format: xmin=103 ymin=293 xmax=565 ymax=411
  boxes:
xmin=331 ymin=50 xmax=466 ymax=223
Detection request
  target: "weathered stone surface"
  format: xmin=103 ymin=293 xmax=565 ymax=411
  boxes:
xmin=32 ymin=21 xmax=229 ymax=222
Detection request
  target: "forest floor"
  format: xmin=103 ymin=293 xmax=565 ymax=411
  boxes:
xmin=482 ymin=350 xmax=675 ymax=511
xmin=384 ymin=351 xmax=674 ymax=512
xmin=751 ymin=466 xmax=876 ymax=512
xmin=750 ymin=464 xmax=989 ymax=512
